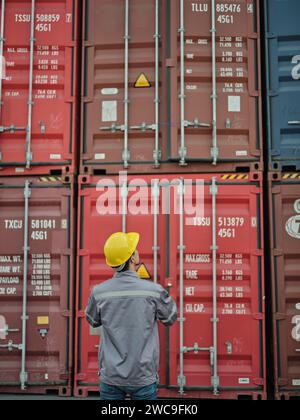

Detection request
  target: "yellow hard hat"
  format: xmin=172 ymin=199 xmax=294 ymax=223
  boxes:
xmin=104 ymin=232 xmax=140 ymax=268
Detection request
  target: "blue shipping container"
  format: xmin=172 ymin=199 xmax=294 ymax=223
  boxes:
xmin=264 ymin=0 xmax=300 ymax=171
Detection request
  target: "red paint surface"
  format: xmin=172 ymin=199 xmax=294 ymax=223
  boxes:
xmin=0 ymin=0 xmax=79 ymax=176
xmin=269 ymin=173 xmax=300 ymax=400
xmin=75 ymin=173 xmax=266 ymax=399
xmin=80 ymin=0 xmax=262 ymax=174
xmin=0 ymin=176 xmax=75 ymax=396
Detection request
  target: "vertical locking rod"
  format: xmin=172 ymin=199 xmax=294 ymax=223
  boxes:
xmin=25 ymin=0 xmax=36 ymax=168
xmin=210 ymin=177 xmax=219 ymax=395
xmin=210 ymin=0 xmax=218 ymax=165
xmin=0 ymin=0 xmax=5 ymax=123
xmin=121 ymin=180 xmax=128 ymax=233
xmin=177 ymin=180 xmax=186 ymax=393
xmin=153 ymin=0 xmax=161 ymax=167
xmin=123 ymin=0 xmax=130 ymax=168
xmin=178 ymin=0 xmax=187 ymax=166
xmin=20 ymin=180 xmax=31 ymax=389
xmin=152 ymin=180 xmax=160 ymax=283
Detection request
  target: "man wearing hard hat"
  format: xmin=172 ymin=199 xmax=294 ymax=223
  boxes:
xmin=85 ymin=232 xmax=177 ymax=400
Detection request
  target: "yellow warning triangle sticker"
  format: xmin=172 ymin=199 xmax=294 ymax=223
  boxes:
xmin=134 ymin=73 xmax=151 ymax=88
xmin=137 ymin=263 xmax=151 ymax=280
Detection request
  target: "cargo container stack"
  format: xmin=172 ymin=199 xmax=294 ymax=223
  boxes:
xmin=2 ymin=0 xmax=298 ymax=401
xmin=263 ymin=0 xmax=300 ymax=400
xmin=0 ymin=0 xmax=80 ymax=396
xmin=74 ymin=0 xmax=267 ymax=399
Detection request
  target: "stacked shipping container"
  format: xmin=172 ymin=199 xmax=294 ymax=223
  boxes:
xmin=264 ymin=0 xmax=300 ymax=172
xmin=75 ymin=173 xmax=266 ymax=399
xmin=0 ymin=176 xmax=75 ymax=396
xmin=80 ymin=0 xmax=263 ymax=174
xmin=268 ymin=173 xmax=300 ymax=400
xmin=0 ymin=0 xmax=80 ymax=176
xmin=74 ymin=0 xmax=267 ymax=400
xmin=0 ymin=0 xmax=298 ymax=400
xmin=0 ymin=0 xmax=80 ymax=396
xmin=264 ymin=0 xmax=300 ymax=400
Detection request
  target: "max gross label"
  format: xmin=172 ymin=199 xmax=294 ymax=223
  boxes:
xmin=0 ymin=217 xmax=66 ymax=297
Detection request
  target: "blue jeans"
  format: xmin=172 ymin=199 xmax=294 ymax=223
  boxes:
xmin=100 ymin=382 xmax=157 ymax=400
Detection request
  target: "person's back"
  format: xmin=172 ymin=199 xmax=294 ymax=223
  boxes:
xmin=85 ymin=232 xmax=177 ymax=400
xmin=86 ymin=270 xmax=177 ymax=388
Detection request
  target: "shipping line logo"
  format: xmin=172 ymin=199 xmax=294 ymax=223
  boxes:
xmin=292 ymin=55 xmax=300 ymax=81
xmin=285 ymin=199 xmax=300 ymax=239
xmin=292 ymin=303 xmax=300 ymax=342
xmin=95 ymin=172 xmax=205 ymax=223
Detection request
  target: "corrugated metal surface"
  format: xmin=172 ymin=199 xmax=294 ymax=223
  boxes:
xmin=0 ymin=1 xmax=298 ymax=401
xmin=0 ymin=0 xmax=80 ymax=176
xmin=264 ymin=0 xmax=300 ymax=171
xmin=80 ymin=0 xmax=262 ymax=174
xmin=0 ymin=176 xmax=75 ymax=396
xmin=268 ymin=173 xmax=300 ymax=400
xmin=75 ymin=173 xmax=266 ymax=399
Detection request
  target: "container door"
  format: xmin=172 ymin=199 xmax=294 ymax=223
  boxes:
xmin=167 ymin=175 xmax=265 ymax=396
xmin=265 ymin=0 xmax=300 ymax=169
xmin=271 ymin=181 xmax=300 ymax=395
xmin=75 ymin=176 xmax=168 ymax=395
xmin=168 ymin=0 xmax=261 ymax=165
xmin=0 ymin=0 xmax=76 ymax=173
xmin=82 ymin=0 xmax=163 ymax=170
xmin=0 ymin=179 xmax=73 ymax=394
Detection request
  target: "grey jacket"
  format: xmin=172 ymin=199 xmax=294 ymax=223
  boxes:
xmin=85 ymin=270 xmax=177 ymax=387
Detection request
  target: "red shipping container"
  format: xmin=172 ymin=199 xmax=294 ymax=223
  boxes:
xmin=0 ymin=176 xmax=75 ymax=396
xmin=80 ymin=0 xmax=262 ymax=175
xmin=0 ymin=0 xmax=80 ymax=176
xmin=75 ymin=172 xmax=266 ymax=399
xmin=268 ymin=172 xmax=300 ymax=400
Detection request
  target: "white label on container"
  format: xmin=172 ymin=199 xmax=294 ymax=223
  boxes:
xmin=186 ymin=53 xmax=194 ymax=60
xmin=239 ymin=378 xmax=250 ymax=385
xmin=296 ymin=303 xmax=300 ymax=311
xmin=293 ymin=380 xmax=300 ymax=386
xmin=50 ymin=154 xmax=61 ymax=160
xmin=61 ymin=219 xmax=67 ymax=229
xmin=101 ymin=88 xmax=118 ymax=95
xmin=0 ymin=315 xmax=6 ymax=340
xmin=102 ymin=100 xmax=117 ymax=122
xmin=45 ymin=374 xmax=49 ymax=380
xmin=286 ymin=216 xmax=300 ymax=239
xmin=236 ymin=150 xmax=248 ymax=157
xmin=94 ymin=153 xmax=106 ymax=160
xmin=251 ymin=217 xmax=257 ymax=228
xmin=15 ymin=168 xmax=25 ymax=173
xmin=186 ymin=85 xmax=197 ymax=91
xmin=228 ymin=96 xmax=241 ymax=112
